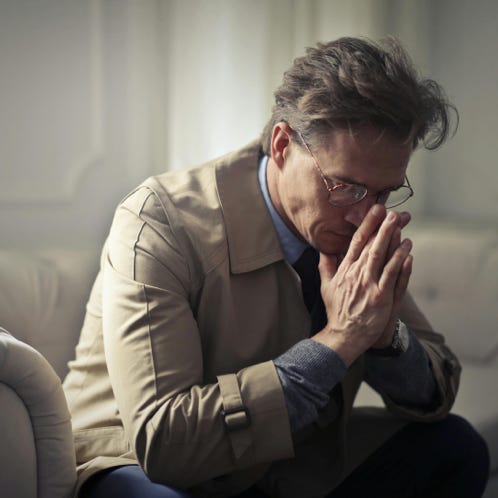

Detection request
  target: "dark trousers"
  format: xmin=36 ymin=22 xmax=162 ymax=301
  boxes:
xmin=330 ymin=413 xmax=490 ymax=498
xmin=82 ymin=414 xmax=490 ymax=498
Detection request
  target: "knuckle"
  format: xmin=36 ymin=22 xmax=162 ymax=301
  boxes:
xmin=370 ymin=288 xmax=384 ymax=306
xmin=353 ymin=231 xmax=368 ymax=247
xmin=383 ymin=264 xmax=398 ymax=279
xmin=368 ymin=247 xmax=382 ymax=261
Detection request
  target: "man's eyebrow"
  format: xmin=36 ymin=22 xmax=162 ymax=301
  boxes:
xmin=330 ymin=174 xmax=405 ymax=191
xmin=330 ymin=174 xmax=365 ymax=186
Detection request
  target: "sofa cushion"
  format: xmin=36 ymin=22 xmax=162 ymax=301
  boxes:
xmin=0 ymin=249 xmax=99 ymax=379
xmin=0 ymin=251 xmax=58 ymax=351
xmin=406 ymin=223 xmax=498 ymax=363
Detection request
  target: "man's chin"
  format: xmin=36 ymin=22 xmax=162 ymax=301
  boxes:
xmin=315 ymin=236 xmax=351 ymax=256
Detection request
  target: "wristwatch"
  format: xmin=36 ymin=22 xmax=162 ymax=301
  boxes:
xmin=369 ymin=320 xmax=410 ymax=357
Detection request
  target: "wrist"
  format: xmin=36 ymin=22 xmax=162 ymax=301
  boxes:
xmin=368 ymin=320 xmax=410 ymax=358
xmin=312 ymin=328 xmax=364 ymax=368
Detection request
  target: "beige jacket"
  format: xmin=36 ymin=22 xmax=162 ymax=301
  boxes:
xmin=63 ymin=141 xmax=461 ymax=498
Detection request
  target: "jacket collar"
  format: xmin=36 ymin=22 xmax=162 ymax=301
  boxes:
xmin=215 ymin=140 xmax=284 ymax=274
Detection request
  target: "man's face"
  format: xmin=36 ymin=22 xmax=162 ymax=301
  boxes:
xmin=270 ymin=125 xmax=413 ymax=255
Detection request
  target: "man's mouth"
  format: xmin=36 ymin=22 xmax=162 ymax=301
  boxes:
xmin=329 ymin=229 xmax=355 ymax=239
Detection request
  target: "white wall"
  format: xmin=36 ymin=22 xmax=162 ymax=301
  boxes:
xmin=0 ymin=0 xmax=144 ymax=249
xmin=427 ymin=0 xmax=498 ymax=222
xmin=0 ymin=0 xmax=496 ymax=251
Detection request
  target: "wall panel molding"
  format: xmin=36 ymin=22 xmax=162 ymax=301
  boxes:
xmin=0 ymin=0 xmax=105 ymax=204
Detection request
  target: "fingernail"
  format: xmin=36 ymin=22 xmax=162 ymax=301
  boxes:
xmin=402 ymin=238 xmax=412 ymax=249
xmin=387 ymin=211 xmax=396 ymax=221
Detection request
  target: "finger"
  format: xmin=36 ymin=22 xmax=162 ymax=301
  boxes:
xmin=378 ymin=237 xmax=412 ymax=293
xmin=393 ymin=254 xmax=413 ymax=307
xmin=364 ymin=210 xmax=401 ymax=277
xmin=385 ymin=210 xmax=410 ymax=261
xmin=345 ymin=204 xmax=386 ymax=262
xmin=398 ymin=211 xmax=411 ymax=229
xmin=387 ymin=226 xmax=401 ymax=261
xmin=318 ymin=252 xmax=339 ymax=282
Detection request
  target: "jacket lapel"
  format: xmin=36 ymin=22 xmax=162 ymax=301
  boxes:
xmin=215 ymin=141 xmax=284 ymax=274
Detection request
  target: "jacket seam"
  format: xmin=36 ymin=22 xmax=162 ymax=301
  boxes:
xmin=142 ymin=284 xmax=160 ymax=410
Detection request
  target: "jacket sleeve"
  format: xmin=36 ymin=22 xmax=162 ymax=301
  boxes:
xmin=368 ymin=292 xmax=461 ymax=422
xmin=101 ymin=187 xmax=294 ymax=489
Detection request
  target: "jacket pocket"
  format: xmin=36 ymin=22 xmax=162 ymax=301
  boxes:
xmin=73 ymin=426 xmax=130 ymax=464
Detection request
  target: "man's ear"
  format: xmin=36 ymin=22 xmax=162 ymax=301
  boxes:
xmin=270 ymin=122 xmax=294 ymax=170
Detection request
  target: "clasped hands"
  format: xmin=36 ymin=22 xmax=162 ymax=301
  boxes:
xmin=313 ymin=204 xmax=412 ymax=367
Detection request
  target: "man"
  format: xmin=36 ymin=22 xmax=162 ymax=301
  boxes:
xmin=64 ymin=37 xmax=489 ymax=498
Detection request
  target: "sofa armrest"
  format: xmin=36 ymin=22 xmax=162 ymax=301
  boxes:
xmin=0 ymin=382 xmax=37 ymax=497
xmin=0 ymin=328 xmax=76 ymax=498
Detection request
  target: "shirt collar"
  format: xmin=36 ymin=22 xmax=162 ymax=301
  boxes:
xmin=258 ymin=155 xmax=308 ymax=265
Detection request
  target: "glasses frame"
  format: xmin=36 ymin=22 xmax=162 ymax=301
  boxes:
xmin=297 ymin=132 xmax=414 ymax=209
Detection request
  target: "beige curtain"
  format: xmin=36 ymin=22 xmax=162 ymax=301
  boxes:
xmin=0 ymin=0 xmax=434 ymax=249
xmin=161 ymin=0 xmax=430 ymax=166
xmin=126 ymin=0 xmax=432 ymax=212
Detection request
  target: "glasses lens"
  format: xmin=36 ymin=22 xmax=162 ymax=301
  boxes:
xmin=385 ymin=186 xmax=413 ymax=208
xmin=328 ymin=184 xmax=367 ymax=207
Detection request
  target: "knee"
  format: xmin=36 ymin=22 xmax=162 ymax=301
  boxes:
xmin=437 ymin=414 xmax=490 ymax=471
xmin=439 ymin=414 xmax=487 ymax=448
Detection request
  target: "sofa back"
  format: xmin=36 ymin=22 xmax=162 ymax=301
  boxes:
xmin=0 ymin=221 xmax=496 ymax=380
xmin=0 ymin=249 xmax=100 ymax=379
xmin=406 ymin=222 xmax=498 ymax=363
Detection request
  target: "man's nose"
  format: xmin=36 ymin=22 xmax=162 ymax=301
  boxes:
xmin=343 ymin=196 xmax=378 ymax=228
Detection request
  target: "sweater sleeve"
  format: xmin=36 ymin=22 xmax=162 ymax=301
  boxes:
xmin=365 ymin=327 xmax=438 ymax=408
xmin=274 ymin=339 xmax=347 ymax=432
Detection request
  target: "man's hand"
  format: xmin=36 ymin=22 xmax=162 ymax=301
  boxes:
xmin=312 ymin=204 xmax=413 ymax=366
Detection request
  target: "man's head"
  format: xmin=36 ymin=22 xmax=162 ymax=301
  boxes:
xmin=261 ymin=36 xmax=456 ymax=154
xmin=263 ymin=37 xmax=457 ymax=255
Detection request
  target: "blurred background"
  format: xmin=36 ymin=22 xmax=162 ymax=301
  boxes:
xmin=1 ymin=4 xmax=497 ymax=495
xmin=0 ymin=0 xmax=497 ymax=250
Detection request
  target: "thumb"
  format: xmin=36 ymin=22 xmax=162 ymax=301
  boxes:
xmin=318 ymin=252 xmax=339 ymax=282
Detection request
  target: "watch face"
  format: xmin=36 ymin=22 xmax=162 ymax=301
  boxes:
xmin=396 ymin=322 xmax=410 ymax=352
xmin=367 ymin=321 xmax=410 ymax=357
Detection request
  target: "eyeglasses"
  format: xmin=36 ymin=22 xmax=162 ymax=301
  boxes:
xmin=298 ymin=133 xmax=414 ymax=209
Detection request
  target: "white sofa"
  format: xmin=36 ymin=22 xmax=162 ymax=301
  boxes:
xmin=0 ymin=249 xmax=99 ymax=498
xmin=0 ymin=222 xmax=496 ymax=498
